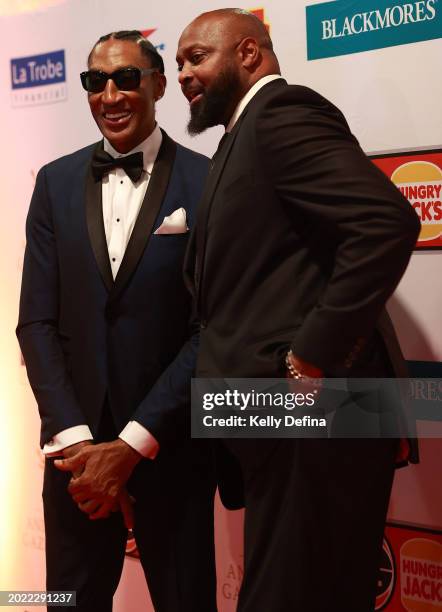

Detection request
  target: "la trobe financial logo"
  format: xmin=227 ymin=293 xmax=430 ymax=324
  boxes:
xmin=10 ymin=49 xmax=67 ymax=108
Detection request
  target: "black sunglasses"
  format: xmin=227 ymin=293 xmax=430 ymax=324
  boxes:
xmin=80 ymin=67 xmax=158 ymax=93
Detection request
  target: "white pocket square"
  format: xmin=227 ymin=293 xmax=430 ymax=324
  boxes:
xmin=154 ymin=207 xmax=189 ymax=235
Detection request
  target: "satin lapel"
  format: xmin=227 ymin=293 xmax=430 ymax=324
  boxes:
xmin=85 ymin=142 xmax=113 ymax=292
xmin=108 ymin=130 xmax=177 ymax=304
xmin=183 ymin=226 xmax=197 ymax=300
xmin=195 ymin=115 xmax=244 ymax=305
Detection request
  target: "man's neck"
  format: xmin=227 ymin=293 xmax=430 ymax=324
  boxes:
xmin=225 ymin=74 xmax=282 ymax=133
xmin=106 ymin=124 xmax=157 ymax=155
xmin=104 ymin=124 xmax=162 ymax=174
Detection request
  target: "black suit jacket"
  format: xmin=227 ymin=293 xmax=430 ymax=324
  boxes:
xmin=185 ymin=80 xmax=420 ymax=462
xmin=18 ymin=130 xmax=209 ymax=448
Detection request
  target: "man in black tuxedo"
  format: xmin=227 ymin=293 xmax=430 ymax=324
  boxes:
xmin=17 ymin=31 xmax=216 ymax=611
xmin=176 ymin=10 xmax=420 ymax=612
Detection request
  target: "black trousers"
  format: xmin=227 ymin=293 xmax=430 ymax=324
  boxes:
xmin=43 ymin=410 xmax=217 ymax=612
xmin=228 ymin=437 xmax=397 ymax=612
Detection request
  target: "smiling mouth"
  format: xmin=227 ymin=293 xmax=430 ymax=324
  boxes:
xmin=103 ymin=111 xmax=132 ymax=124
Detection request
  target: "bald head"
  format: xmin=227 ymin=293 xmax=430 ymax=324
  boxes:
xmin=193 ymin=8 xmax=274 ymax=52
xmin=179 ymin=9 xmax=278 ymax=75
xmin=177 ymin=9 xmax=280 ymax=133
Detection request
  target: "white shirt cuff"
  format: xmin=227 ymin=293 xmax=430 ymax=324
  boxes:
xmin=42 ymin=425 xmax=93 ymax=456
xmin=119 ymin=421 xmax=159 ymax=459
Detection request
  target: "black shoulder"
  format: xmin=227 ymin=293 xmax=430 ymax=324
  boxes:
xmin=251 ymin=80 xmax=336 ymax=111
xmin=251 ymin=81 xmax=351 ymax=132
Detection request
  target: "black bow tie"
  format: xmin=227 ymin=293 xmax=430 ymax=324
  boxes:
xmin=91 ymin=148 xmax=144 ymax=183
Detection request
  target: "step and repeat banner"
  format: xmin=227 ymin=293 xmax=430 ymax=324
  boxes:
xmin=0 ymin=0 xmax=440 ymax=610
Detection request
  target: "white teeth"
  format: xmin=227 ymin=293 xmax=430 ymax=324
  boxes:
xmin=105 ymin=112 xmax=130 ymax=119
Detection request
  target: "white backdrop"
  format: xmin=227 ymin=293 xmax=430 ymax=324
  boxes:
xmin=0 ymin=1 xmax=440 ymax=610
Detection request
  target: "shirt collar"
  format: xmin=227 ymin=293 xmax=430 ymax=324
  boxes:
xmin=226 ymin=74 xmax=283 ymax=133
xmin=103 ymin=123 xmax=162 ymax=174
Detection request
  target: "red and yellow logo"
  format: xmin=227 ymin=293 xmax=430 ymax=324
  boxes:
xmin=392 ymin=161 xmax=442 ymax=243
xmin=400 ymin=538 xmax=442 ymax=610
xmin=371 ymin=150 xmax=442 ymax=249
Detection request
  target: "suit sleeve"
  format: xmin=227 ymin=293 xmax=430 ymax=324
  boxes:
xmin=130 ymin=153 xmax=208 ymax=445
xmin=17 ymin=166 xmax=88 ymax=444
xmin=255 ymin=90 xmax=420 ymax=370
xmin=130 ymin=305 xmax=200 ymax=445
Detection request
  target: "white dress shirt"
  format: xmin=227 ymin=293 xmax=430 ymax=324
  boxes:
xmin=43 ymin=125 xmax=163 ymax=459
xmin=102 ymin=125 xmax=162 ymax=279
xmin=226 ymin=74 xmax=283 ymax=133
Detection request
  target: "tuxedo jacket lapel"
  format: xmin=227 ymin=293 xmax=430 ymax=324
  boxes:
xmin=85 ymin=142 xmax=114 ymax=292
xmin=109 ymin=130 xmax=177 ymax=304
xmin=195 ymin=81 xmax=287 ymax=296
xmin=195 ymin=117 xmax=244 ymax=305
xmin=183 ymin=226 xmax=197 ymax=300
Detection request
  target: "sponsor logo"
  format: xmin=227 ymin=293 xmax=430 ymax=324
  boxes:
xmin=407 ymin=361 xmax=442 ymax=420
xmin=140 ymin=27 xmax=165 ymax=53
xmin=400 ymin=538 xmax=442 ymax=609
xmin=371 ymin=149 xmax=442 ymax=249
xmin=249 ymin=8 xmax=270 ymax=32
xmin=10 ymin=49 xmax=67 ymax=108
xmin=306 ymin=0 xmax=441 ymax=60
xmin=383 ymin=523 xmax=442 ymax=610
xmin=141 ymin=28 xmax=157 ymax=38
xmin=376 ymin=538 xmax=396 ymax=610
xmin=393 ymin=161 xmax=442 ymax=241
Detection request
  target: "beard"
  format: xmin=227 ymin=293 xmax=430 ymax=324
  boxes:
xmin=187 ymin=65 xmax=242 ymax=135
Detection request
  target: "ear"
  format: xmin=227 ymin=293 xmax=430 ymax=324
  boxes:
xmin=238 ymin=37 xmax=260 ymax=69
xmin=154 ymin=73 xmax=167 ymax=101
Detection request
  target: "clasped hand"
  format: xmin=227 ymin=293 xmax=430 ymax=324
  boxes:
xmin=54 ymin=439 xmax=141 ymax=528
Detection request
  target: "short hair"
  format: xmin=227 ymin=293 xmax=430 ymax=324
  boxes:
xmin=88 ymin=30 xmax=165 ymax=73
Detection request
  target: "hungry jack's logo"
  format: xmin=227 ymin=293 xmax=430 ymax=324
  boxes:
xmin=382 ymin=523 xmax=442 ymax=610
xmin=371 ymin=149 xmax=442 ymax=249
xmin=400 ymin=538 xmax=442 ymax=610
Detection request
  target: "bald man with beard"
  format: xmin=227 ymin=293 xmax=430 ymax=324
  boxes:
xmin=176 ymin=9 xmax=420 ymax=612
